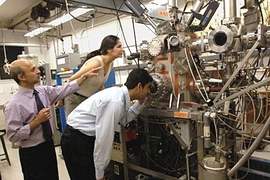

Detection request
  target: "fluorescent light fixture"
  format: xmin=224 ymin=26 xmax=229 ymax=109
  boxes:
xmin=0 ymin=0 xmax=6 ymax=6
xmin=48 ymin=8 xmax=92 ymax=26
xmin=24 ymin=8 xmax=92 ymax=37
xmin=150 ymin=0 xmax=167 ymax=5
xmin=24 ymin=27 xmax=51 ymax=37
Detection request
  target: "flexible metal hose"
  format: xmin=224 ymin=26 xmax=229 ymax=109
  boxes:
xmin=227 ymin=115 xmax=270 ymax=177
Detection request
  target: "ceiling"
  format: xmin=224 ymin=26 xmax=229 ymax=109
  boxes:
xmin=0 ymin=0 xmax=42 ymax=30
xmin=0 ymin=0 xmax=166 ymax=33
xmin=0 ymin=0 xmax=99 ymax=31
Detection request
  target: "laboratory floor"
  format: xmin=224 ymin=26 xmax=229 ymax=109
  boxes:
xmin=0 ymin=135 xmax=70 ymax=180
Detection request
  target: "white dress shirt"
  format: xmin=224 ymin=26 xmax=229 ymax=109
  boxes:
xmin=67 ymin=85 xmax=143 ymax=179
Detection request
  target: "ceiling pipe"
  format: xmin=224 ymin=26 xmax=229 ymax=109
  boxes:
xmin=0 ymin=43 xmax=46 ymax=47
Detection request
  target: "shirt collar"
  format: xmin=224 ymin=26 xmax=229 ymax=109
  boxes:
xmin=17 ymin=86 xmax=35 ymax=98
xmin=121 ymin=85 xmax=131 ymax=110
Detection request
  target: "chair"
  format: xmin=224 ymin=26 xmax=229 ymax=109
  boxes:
xmin=0 ymin=130 xmax=11 ymax=166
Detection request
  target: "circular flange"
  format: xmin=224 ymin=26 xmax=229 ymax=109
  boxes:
xmin=208 ymin=25 xmax=235 ymax=53
xmin=148 ymin=38 xmax=164 ymax=56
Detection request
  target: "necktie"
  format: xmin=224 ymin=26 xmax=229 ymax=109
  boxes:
xmin=33 ymin=89 xmax=52 ymax=140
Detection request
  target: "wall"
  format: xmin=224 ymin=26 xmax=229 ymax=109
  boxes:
xmin=0 ymin=80 xmax=17 ymax=106
xmin=44 ymin=15 xmax=156 ymax=63
xmin=0 ymin=80 xmax=18 ymax=129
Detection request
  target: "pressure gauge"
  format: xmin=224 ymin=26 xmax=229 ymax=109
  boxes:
xmin=148 ymin=38 xmax=164 ymax=56
xmin=169 ymin=35 xmax=179 ymax=46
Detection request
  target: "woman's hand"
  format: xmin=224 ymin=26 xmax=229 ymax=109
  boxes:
xmin=55 ymin=99 xmax=64 ymax=108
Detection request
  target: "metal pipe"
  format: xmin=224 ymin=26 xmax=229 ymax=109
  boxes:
xmin=214 ymin=75 xmax=270 ymax=107
xmin=169 ymin=93 xmax=173 ymax=108
xmin=168 ymin=124 xmax=188 ymax=149
xmin=203 ymin=112 xmax=211 ymax=149
xmin=213 ymin=40 xmax=260 ymax=104
xmin=187 ymin=0 xmax=204 ymax=26
xmin=186 ymin=149 xmax=191 ymax=180
xmin=0 ymin=43 xmax=46 ymax=47
xmin=168 ymin=0 xmax=176 ymax=7
xmin=142 ymin=13 xmax=157 ymax=30
xmin=121 ymin=124 xmax=129 ymax=180
xmin=223 ymin=0 xmax=236 ymax=20
xmin=176 ymin=93 xmax=181 ymax=109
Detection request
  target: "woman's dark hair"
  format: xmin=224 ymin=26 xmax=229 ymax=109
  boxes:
xmin=99 ymin=35 xmax=120 ymax=55
xmin=124 ymin=68 xmax=153 ymax=89
xmin=78 ymin=50 xmax=101 ymax=68
xmin=78 ymin=35 xmax=119 ymax=68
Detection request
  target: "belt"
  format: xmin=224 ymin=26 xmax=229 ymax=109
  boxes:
xmin=73 ymin=92 xmax=88 ymax=99
xmin=66 ymin=125 xmax=95 ymax=140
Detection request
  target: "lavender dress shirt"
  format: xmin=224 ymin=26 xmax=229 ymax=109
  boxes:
xmin=3 ymin=80 xmax=80 ymax=148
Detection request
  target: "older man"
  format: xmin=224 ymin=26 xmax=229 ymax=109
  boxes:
xmin=3 ymin=59 xmax=101 ymax=180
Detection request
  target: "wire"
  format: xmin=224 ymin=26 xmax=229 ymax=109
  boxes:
xmin=64 ymin=0 xmax=93 ymax=40
xmin=168 ymin=55 xmax=177 ymax=99
xmin=179 ymin=1 xmax=193 ymax=24
xmin=257 ymin=0 xmax=264 ymax=25
xmin=245 ymin=92 xmax=257 ymax=125
xmin=216 ymin=115 xmax=238 ymax=132
xmin=64 ymin=0 xmax=94 ymax=23
xmin=131 ymin=18 xmax=140 ymax=67
xmin=69 ymin=11 xmax=94 ymax=23
xmin=1 ymin=28 xmax=8 ymax=63
xmin=213 ymin=118 xmax=218 ymax=144
xmin=189 ymin=50 xmax=209 ymax=100
xmin=184 ymin=47 xmax=207 ymax=102
xmin=257 ymin=50 xmax=270 ymax=82
xmin=51 ymin=30 xmax=58 ymax=58
xmin=112 ymin=0 xmax=139 ymax=67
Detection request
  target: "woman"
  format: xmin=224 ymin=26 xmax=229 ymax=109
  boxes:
xmin=60 ymin=35 xmax=123 ymax=116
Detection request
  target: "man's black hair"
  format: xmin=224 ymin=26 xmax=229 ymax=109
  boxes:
xmin=124 ymin=68 xmax=153 ymax=89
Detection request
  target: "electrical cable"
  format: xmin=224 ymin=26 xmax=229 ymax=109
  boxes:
xmin=64 ymin=0 xmax=94 ymax=40
xmin=1 ymin=28 xmax=8 ymax=64
xmin=1 ymin=28 xmax=11 ymax=74
xmin=245 ymin=92 xmax=257 ymax=125
xmin=257 ymin=50 xmax=270 ymax=82
xmin=189 ymin=50 xmax=209 ymax=100
xmin=216 ymin=115 xmax=239 ymax=132
xmin=64 ymin=0 xmax=94 ymax=23
xmin=112 ymin=0 xmax=139 ymax=67
xmin=250 ymin=50 xmax=261 ymax=82
xmin=218 ymin=113 xmax=245 ymax=131
xmin=213 ymin=118 xmax=218 ymax=144
xmin=131 ymin=17 xmax=140 ymax=68
xmin=257 ymin=0 xmax=264 ymax=25
xmin=69 ymin=11 xmax=93 ymax=23
xmin=179 ymin=1 xmax=193 ymax=24
xmin=184 ymin=47 xmax=207 ymax=102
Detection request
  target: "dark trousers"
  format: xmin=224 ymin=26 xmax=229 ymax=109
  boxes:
xmin=19 ymin=140 xmax=59 ymax=180
xmin=61 ymin=125 xmax=96 ymax=180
